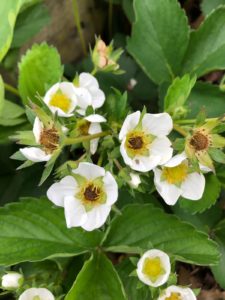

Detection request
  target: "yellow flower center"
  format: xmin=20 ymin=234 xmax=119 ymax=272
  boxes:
xmin=49 ymin=92 xmax=71 ymax=113
xmin=125 ymin=130 xmax=152 ymax=158
xmin=142 ymin=257 xmax=165 ymax=282
xmin=162 ymin=162 xmax=188 ymax=185
xmin=189 ymin=130 xmax=210 ymax=152
xmin=33 ymin=296 xmax=41 ymax=300
xmin=165 ymin=293 xmax=182 ymax=300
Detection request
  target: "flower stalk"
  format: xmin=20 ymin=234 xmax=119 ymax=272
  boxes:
xmin=64 ymin=131 xmax=111 ymax=146
xmin=4 ymin=83 xmax=20 ymax=97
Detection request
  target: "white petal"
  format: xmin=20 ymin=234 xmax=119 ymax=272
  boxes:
xmin=129 ymin=173 xmax=141 ymax=188
xmin=142 ymin=113 xmax=173 ymax=136
xmin=19 ymin=288 xmax=55 ymax=300
xmin=181 ymin=172 xmax=205 ymax=200
xmin=158 ymin=285 xmax=196 ymax=300
xmin=154 ymin=168 xmax=181 ymax=205
xmin=103 ymin=171 xmax=118 ymax=205
xmin=47 ymin=176 xmax=77 ymax=207
xmin=74 ymin=87 xmax=92 ymax=110
xmin=199 ymin=163 xmax=213 ymax=173
xmin=79 ymin=72 xmax=99 ymax=89
xmin=44 ymin=83 xmax=60 ymax=104
xmin=137 ymin=249 xmax=171 ymax=288
xmin=33 ymin=117 xmax=43 ymax=143
xmin=82 ymin=205 xmax=111 ymax=231
xmin=2 ymin=273 xmax=23 ymax=289
xmin=85 ymin=114 xmax=106 ymax=123
xmin=90 ymin=87 xmax=105 ymax=109
xmin=150 ymin=137 xmax=173 ymax=165
xmin=73 ymin=162 xmax=105 ymax=180
xmin=164 ymin=151 xmax=187 ymax=167
xmin=88 ymin=123 xmax=102 ymax=154
xmin=119 ymin=111 xmax=141 ymax=140
xmin=20 ymin=147 xmax=51 ymax=162
xmin=64 ymin=196 xmax=87 ymax=228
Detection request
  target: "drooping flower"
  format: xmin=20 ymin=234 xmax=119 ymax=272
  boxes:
xmin=76 ymin=114 xmax=106 ymax=154
xmin=137 ymin=249 xmax=171 ymax=287
xmin=19 ymin=288 xmax=55 ymax=300
xmin=185 ymin=120 xmax=225 ymax=171
xmin=153 ymin=152 xmax=205 ymax=205
xmin=20 ymin=117 xmax=60 ymax=162
xmin=73 ymin=72 xmax=105 ymax=115
xmin=158 ymin=285 xmax=196 ymax=300
xmin=1 ymin=272 xmax=23 ymax=289
xmin=44 ymin=82 xmax=77 ymax=117
xmin=119 ymin=111 xmax=173 ymax=172
xmin=47 ymin=162 xmax=118 ymax=231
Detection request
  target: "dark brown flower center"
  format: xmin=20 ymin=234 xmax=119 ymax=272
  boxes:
xmin=128 ymin=136 xmax=143 ymax=150
xmin=40 ymin=127 xmax=59 ymax=154
xmin=190 ymin=131 xmax=209 ymax=151
xmin=84 ymin=184 xmax=100 ymax=202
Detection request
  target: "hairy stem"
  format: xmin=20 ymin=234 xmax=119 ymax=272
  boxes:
xmin=72 ymin=0 xmax=87 ymax=56
xmin=64 ymin=131 xmax=110 ymax=145
xmin=4 ymin=83 xmax=20 ymax=97
xmin=176 ymin=117 xmax=219 ymax=125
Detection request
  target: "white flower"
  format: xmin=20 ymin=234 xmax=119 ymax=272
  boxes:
xmin=153 ymin=152 xmax=205 ymax=205
xmin=84 ymin=114 xmax=106 ymax=154
xmin=137 ymin=249 xmax=171 ymax=287
xmin=129 ymin=173 xmax=141 ymax=188
xmin=1 ymin=272 xmax=23 ymax=289
xmin=158 ymin=285 xmax=196 ymax=300
xmin=119 ymin=111 xmax=173 ymax=172
xmin=47 ymin=162 xmax=118 ymax=231
xmin=19 ymin=288 xmax=55 ymax=300
xmin=44 ymin=82 xmax=77 ymax=117
xmin=20 ymin=118 xmax=59 ymax=162
xmin=74 ymin=73 xmax=105 ymax=115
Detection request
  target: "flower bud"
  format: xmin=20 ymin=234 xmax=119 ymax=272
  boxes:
xmin=129 ymin=173 xmax=141 ymax=188
xmin=1 ymin=272 xmax=24 ymax=289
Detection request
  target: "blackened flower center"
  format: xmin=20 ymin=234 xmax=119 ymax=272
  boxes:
xmin=128 ymin=136 xmax=143 ymax=149
xmin=84 ymin=184 xmax=100 ymax=201
xmin=190 ymin=131 xmax=209 ymax=151
xmin=40 ymin=127 xmax=59 ymax=154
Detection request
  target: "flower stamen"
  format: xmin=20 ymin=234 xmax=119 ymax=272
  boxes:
xmin=40 ymin=127 xmax=59 ymax=154
xmin=142 ymin=257 xmax=165 ymax=282
xmin=84 ymin=184 xmax=100 ymax=202
xmin=165 ymin=293 xmax=182 ymax=300
xmin=49 ymin=92 xmax=71 ymax=113
xmin=162 ymin=162 xmax=188 ymax=185
xmin=190 ymin=131 xmax=209 ymax=151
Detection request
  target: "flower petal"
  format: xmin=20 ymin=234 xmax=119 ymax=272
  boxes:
xmin=85 ymin=114 xmax=106 ymax=123
xmin=150 ymin=137 xmax=173 ymax=165
xmin=154 ymin=168 xmax=181 ymax=205
xmin=47 ymin=176 xmax=77 ymax=207
xmin=103 ymin=171 xmax=118 ymax=205
xmin=119 ymin=111 xmax=141 ymax=140
xmin=181 ymin=172 xmax=205 ymax=200
xmin=64 ymin=196 xmax=87 ymax=228
xmin=158 ymin=285 xmax=196 ymax=300
xmin=79 ymin=72 xmax=99 ymax=89
xmin=74 ymin=87 xmax=92 ymax=111
xmin=33 ymin=117 xmax=43 ymax=143
xmin=19 ymin=288 xmax=55 ymax=300
xmin=73 ymin=162 xmax=105 ymax=180
xmin=20 ymin=147 xmax=51 ymax=162
xmin=142 ymin=113 xmax=173 ymax=136
xmin=82 ymin=205 xmax=111 ymax=231
xmin=163 ymin=151 xmax=187 ymax=167
xmin=90 ymin=87 xmax=105 ymax=109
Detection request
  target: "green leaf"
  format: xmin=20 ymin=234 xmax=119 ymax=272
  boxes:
xmin=122 ymin=0 xmax=134 ymax=23
xmin=116 ymin=258 xmax=151 ymax=300
xmin=201 ymin=0 xmax=225 ymax=16
xmin=179 ymin=174 xmax=221 ymax=214
xmin=12 ymin=3 xmax=50 ymax=48
xmin=187 ymin=82 xmax=225 ymax=118
xmin=211 ymin=221 xmax=225 ymax=289
xmin=103 ymin=204 xmax=219 ymax=265
xmin=209 ymin=148 xmax=225 ymax=164
xmin=0 ymin=0 xmax=21 ymax=61
xmin=18 ymin=43 xmax=63 ymax=104
xmin=0 ymin=76 xmax=4 ymax=115
xmin=164 ymin=74 xmax=196 ymax=115
xmin=0 ymin=198 xmax=103 ymax=266
xmin=182 ymin=7 xmax=225 ymax=77
xmin=127 ymin=0 xmax=189 ymax=84
xmin=0 ymin=100 xmax=26 ymax=126
xmin=65 ymin=252 xmax=127 ymax=300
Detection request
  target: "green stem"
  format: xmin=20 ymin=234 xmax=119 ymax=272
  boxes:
xmin=4 ymin=83 xmax=20 ymax=97
xmin=64 ymin=131 xmax=110 ymax=145
xmin=108 ymin=0 xmax=113 ymax=39
xmin=173 ymin=124 xmax=188 ymax=137
xmin=72 ymin=0 xmax=87 ymax=56
xmin=113 ymin=158 xmax=123 ymax=170
xmin=176 ymin=117 xmax=218 ymax=125
xmin=91 ymin=67 xmax=98 ymax=76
